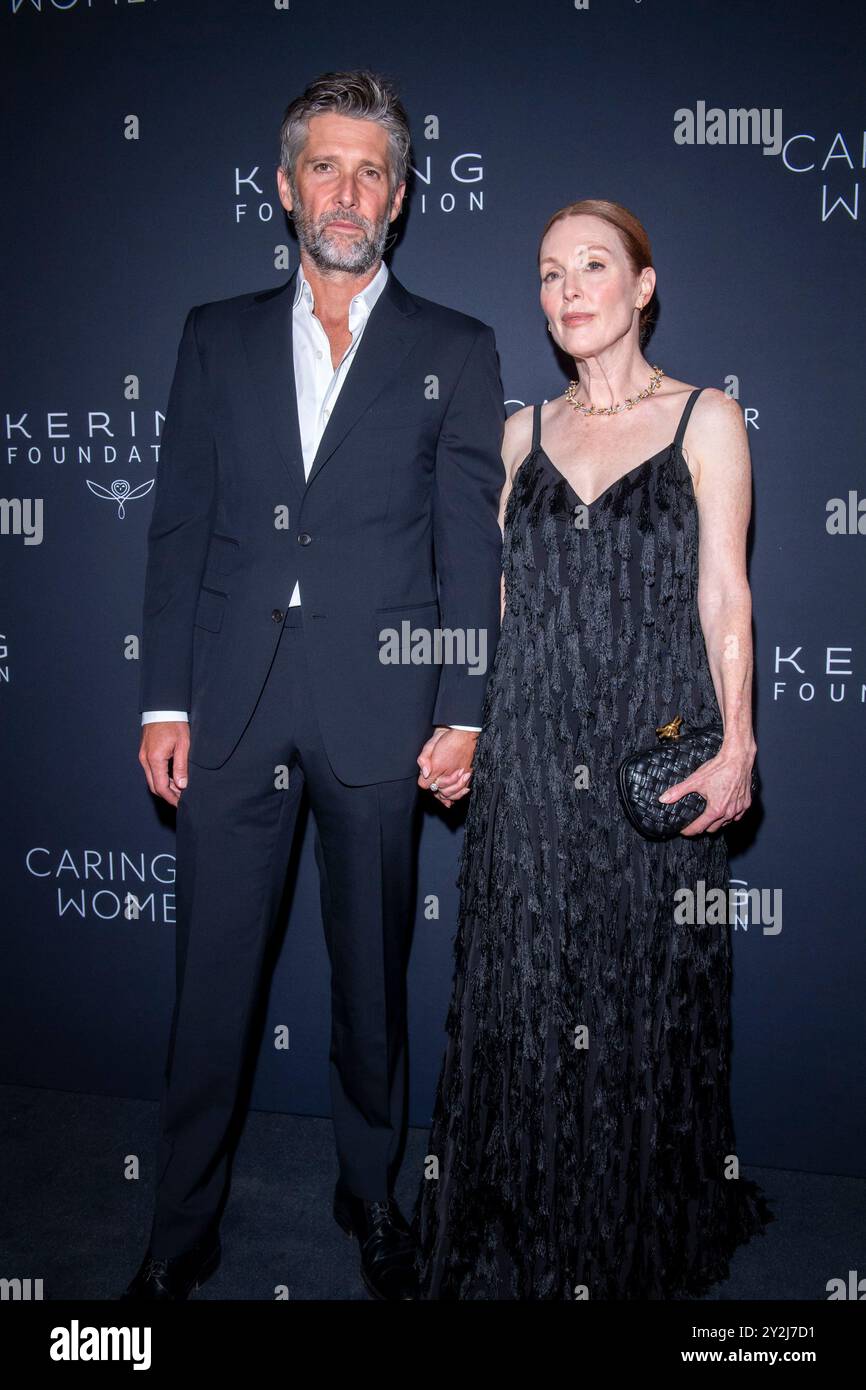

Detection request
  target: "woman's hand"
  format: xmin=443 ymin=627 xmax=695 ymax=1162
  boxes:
xmin=658 ymin=741 xmax=756 ymax=836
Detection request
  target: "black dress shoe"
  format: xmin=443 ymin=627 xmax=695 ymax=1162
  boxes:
xmin=333 ymin=1180 xmax=419 ymax=1300
xmin=120 ymin=1235 xmax=221 ymax=1301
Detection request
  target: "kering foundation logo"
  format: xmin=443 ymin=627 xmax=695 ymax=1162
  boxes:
xmin=25 ymin=846 xmax=177 ymax=924
xmin=234 ymin=123 xmax=484 ymax=229
xmin=85 ymin=477 xmax=154 ymax=518
xmin=5 ymin=407 xmax=165 ymax=469
xmin=772 ymin=645 xmax=863 ymax=707
xmin=409 ymin=133 xmax=484 ymax=216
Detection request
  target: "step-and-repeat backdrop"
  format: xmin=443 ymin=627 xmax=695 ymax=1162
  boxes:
xmin=3 ymin=0 xmax=864 ymax=1177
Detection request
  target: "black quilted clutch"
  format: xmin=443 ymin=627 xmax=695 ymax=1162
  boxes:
xmin=616 ymin=715 xmax=758 ymax=841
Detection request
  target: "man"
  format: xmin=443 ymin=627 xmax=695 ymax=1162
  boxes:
xmin=123 ymin=70 xmax=504 ymax=1301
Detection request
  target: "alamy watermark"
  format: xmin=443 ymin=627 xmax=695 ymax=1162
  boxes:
xmin=674 ymin=102 xmax=783 ymax=156
xmin=674 ymin=879 xmax=782 ymax=934
xmin=378 ymin=621 xmax=487 ymax=676
xmin=0 ymin=497 xmax=43 ymax=544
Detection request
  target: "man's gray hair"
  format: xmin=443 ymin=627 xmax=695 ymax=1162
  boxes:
xmin=279 ymin=70 xmax=411 ymax=199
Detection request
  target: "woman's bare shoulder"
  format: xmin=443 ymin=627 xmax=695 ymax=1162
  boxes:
xmin=688 ymin=387 xmax=747 ymax=446
xmin=679 ymin=388 xmax=750 ymax=499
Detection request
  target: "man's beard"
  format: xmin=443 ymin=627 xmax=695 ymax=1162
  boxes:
xmin=290 ymin=188 xmax=390 ymax=274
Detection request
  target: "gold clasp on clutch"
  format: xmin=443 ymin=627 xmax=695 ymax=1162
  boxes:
xmin=655 ymin=714 xmax=683 ymax=740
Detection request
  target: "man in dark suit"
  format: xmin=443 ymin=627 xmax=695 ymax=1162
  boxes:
xmin=123 ymin=70 xmax=504 ymax=1300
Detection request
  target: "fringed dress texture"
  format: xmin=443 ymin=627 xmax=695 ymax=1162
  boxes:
xmin=413 ymin=387 xmax=774 ymax=1299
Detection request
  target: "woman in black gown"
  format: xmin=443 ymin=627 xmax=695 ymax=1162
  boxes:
xmin=413 ymin=199 xmax=773 ymax=1299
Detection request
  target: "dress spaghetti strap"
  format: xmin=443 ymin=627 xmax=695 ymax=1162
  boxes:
xmin=674 ymin=387 xmax=705 ymax=451
xmin=531 ymin=401 xmax=542 ymax=452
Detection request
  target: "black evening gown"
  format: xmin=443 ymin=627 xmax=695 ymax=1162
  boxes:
xmin=412 ymin=387 xmax=774 ymax=1299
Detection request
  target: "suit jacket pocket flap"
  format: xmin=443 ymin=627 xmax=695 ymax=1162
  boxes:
xmin=194 ymin=586 xmax=227 ymax=632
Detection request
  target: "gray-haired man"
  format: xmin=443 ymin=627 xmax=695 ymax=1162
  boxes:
xmin=124 ymin=70 xmax=504 ymax=1301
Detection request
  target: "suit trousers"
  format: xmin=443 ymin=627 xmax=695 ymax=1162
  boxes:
xmin=148 ymin=606 xmax=421 ymax=1257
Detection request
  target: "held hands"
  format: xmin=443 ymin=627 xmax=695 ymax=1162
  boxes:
xmin=657 ymin=741 xmax=757 ymax=836
xmin=417 ymin=727 xmax=478 ymax=808
xmin=139 ymin=721 xmax=190 ymax=807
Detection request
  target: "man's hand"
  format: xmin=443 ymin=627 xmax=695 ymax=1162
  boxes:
xmin=139 ymin=721 xmax=190 ymax=807
xmin=417 ymin=727 xmax=477 ymax=808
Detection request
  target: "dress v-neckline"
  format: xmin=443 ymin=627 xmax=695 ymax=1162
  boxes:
xmin=536 ymin=441 xmax=677 ymax=509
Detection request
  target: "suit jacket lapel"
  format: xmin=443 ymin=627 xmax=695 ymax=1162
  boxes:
xmin=239 ymin=265 xmax=422 ymax=498
xmin=240 ymin=270 xmax=305 ymax=497
xmin=305 ymin=270 xmax=421 ymax=490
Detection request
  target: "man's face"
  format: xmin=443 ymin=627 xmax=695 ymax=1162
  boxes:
xmin=277 ymin=112 xmax=406 ymax=275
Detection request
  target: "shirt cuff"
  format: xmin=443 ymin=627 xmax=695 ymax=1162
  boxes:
xmin=447 ymin=724 xmax=482 ymax=732
xmin=141 ymin=710 xmax=189 ymax=724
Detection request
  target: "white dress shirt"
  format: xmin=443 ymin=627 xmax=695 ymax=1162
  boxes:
xmin=288 ymin=256 xmax=388 ymax=603
xmin=142 ymin=260 xmax=479 ymax=732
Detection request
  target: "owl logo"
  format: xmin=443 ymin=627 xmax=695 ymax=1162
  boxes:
xmin=86 ymin=478 xmax=155 ymax=519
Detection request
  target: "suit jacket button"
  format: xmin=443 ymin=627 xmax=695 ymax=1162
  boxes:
xmin=297 ymin=532 xmax=312 ymax=545
xmin=271 ymin=609 xmax=284 ymax=623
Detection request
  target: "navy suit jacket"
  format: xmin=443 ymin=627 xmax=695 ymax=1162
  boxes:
xmin=139 ymin=266 xmax=505 ymax=784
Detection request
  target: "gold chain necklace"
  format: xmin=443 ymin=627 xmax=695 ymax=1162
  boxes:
xmin=565 ymin=364 xmax=665 ymax=416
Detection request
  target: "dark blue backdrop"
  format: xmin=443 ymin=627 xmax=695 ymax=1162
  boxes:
xmin=3 ymin=0 xmax=864 ymax=1179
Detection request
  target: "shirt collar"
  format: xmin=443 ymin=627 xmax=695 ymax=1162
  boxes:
xmin=293 ymin=258 xmax=389 ymax=320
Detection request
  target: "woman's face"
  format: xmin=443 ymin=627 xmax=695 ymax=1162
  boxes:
xmin=539 ymin=214 xmax=652 ymax=358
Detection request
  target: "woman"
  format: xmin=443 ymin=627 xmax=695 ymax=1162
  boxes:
xmin=412 ymin=199 xmax=773 ymax=1299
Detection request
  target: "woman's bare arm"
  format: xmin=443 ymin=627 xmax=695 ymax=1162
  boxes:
xmin=660 ymin=389 xmax=756 ymax=835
